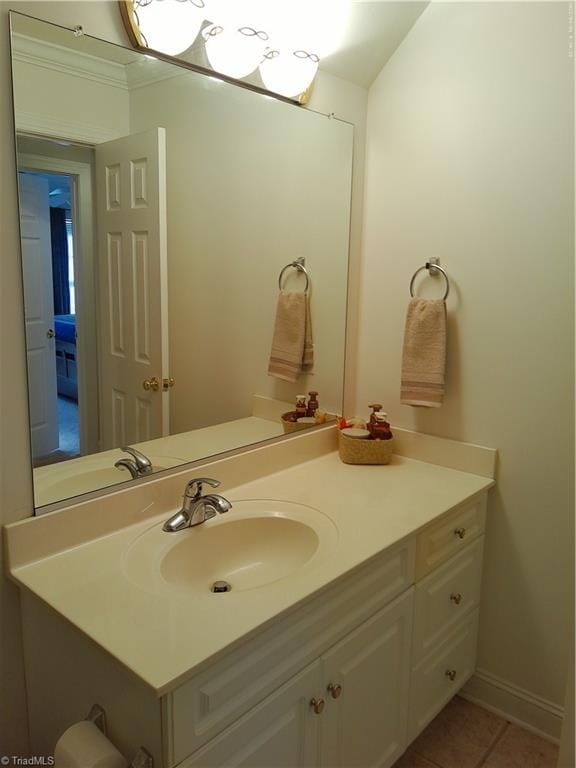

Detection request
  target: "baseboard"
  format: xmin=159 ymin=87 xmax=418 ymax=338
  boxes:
xmin=461 ymin=668 xmax=564 ymax=743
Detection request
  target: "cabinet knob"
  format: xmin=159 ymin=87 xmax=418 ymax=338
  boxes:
xmin=310 ymin=697 xmax=325 ymax=715
xmin=453 ymin=527 xmax=467 ymax=539
xmin=327 ymin=683 xmax=342 ymax=699
xmin=450 ymin=592 xmax=463 ymax=605
xmin=445 ymin=669 xmax=457 ymax=682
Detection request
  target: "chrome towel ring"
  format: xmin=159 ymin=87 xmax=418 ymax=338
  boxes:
xmin=409 ymin=261 xmax=450 ymax=301
xmin=278 ymin=257 xmax=310 ymax=293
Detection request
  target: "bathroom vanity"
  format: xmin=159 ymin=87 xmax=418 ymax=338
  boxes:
xmin=5 ymin=426 xmax=495 ymax=768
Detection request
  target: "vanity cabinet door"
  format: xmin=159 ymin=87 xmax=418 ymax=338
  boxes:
xmin=319 ymin=589 xmax=414 ymax=768
xmin=179 ymin=661 xmax=322 ymax=768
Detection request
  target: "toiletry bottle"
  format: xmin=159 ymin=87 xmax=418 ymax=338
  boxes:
xmin=296 ymin=395 xmax=308 ymax=417
xmin=307 ymin=391 xmax=319 ymax=417
xmin=368 ymin=403 xmax=383 ymax=432
xmin=372 ymin=412 xmax=393 ymax=440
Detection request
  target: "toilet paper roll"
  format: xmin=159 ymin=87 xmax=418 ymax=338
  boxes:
xmin=54 ymin=721 xmax=128 ymax=768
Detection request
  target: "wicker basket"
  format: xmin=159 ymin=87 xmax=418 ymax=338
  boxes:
xmin=281 ymin=411 xmax=312 ymax=434
xmin=338 ymin=430 xmax=394 ymax=465
xmin=281 ymin=411 xmax=337 ymax=434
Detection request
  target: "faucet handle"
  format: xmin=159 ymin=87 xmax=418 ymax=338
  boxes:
xmin=121 ymin=446 xmax=152 ymax=474
xmin=184 ymin=477 xmax=220 ymax=501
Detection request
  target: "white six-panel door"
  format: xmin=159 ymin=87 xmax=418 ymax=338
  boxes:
xmin=18 ymin=172 xmax=59 ymax=459
xmin=95 ymin=128 xmax=169 ymax=450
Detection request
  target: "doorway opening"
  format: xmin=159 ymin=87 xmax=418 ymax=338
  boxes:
xmin=20 ymin=170 xmax=81 ymax=463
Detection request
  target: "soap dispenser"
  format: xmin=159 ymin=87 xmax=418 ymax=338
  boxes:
xmin=368 ymin=403 xmax=383 ymax=430
xmin=372 ymin=412 xmax=392 ymax=440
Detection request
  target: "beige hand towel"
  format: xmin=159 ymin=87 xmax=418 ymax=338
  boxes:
xmin=400 ymin=298 xmax=446 ymax=407
xmin=268 ymin=292 xmax=314 ymax=382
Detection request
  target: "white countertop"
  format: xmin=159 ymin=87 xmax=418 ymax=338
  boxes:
xmin=10 ymin=448 xmax=493 ymax=696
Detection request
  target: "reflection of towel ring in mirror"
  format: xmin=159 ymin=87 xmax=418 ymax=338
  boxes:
xmin=409 ymin=262 xmax=450 ymax=301
xmin=278 ymin=258 xmax=310 ymax=293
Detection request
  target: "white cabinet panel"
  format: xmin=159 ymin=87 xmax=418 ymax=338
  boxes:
xmin=180 ymin=662 xmax=321 ymax=768
xmin=416 ymin=496 xmax=486 ymax=578
xmin=412 ymin=537 xmax=484 ymax=664
xmin=409 ymin=609 xmax=479 ymax=742
xmin=320 ymin=590 xmax=414 ymax=768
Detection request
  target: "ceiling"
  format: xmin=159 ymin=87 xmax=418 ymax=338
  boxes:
xmin=319 ymin=2 xmax=429 ymax=88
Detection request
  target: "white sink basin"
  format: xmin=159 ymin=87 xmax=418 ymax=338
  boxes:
xmin=124 ymin=500 xmax=339 ymax=595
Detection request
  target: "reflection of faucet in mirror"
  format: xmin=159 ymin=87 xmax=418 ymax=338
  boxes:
xmin=163 ymin=477 xmax=232 ymax=533
xmin=114 ymin=447 xmax=153 ymax=479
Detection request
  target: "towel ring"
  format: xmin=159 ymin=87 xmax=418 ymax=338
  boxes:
xmin=278 ymin=259 xmax=310 ymax=293
xmin=409 ymin=262 xmax=450 ymax=301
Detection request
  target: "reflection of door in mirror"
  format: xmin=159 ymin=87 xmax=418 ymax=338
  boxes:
xmin=18 ymin=143 xmax=99 ymax=464
xmin=95 ymin=128 xmax=169 ymax=449
xmin=18 ymin=172 xmax=59 ymax=459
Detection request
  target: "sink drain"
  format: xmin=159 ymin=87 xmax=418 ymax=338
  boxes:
xmin=211 ymin=580 xmax=232 ymax=593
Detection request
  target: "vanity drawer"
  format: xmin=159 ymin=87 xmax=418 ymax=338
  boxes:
xmin=408 ymin=609 xmax=479 ymax=742
xmin=166 ymin=540 xmax=415 ymax=765
xmin=412 ymin=536 xmax=484 ymax=664
xmin=415 ymin=495 xmax=486 ymax=579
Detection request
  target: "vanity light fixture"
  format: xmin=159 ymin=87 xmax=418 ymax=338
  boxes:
xmin=259 ymin=49 xmax=320 ymax=99
xmin=121 ymin=0 xmax=206 ymax=56
xmin=119 ymin=0 xmax=328 ymax=102
xmin=203 ymin=24 xmax=269 ymax=79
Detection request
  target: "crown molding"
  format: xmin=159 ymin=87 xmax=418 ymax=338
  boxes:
xmin=124 ymin=57 xmax=188 ymax=90
xmin=15 ymin=111 xmax=125 ymax=145
xmin=12 ymin=33 xmax=129 ymax=90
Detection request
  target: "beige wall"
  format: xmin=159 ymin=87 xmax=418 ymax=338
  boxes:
xmin=358 ymin=0 xmax=574 ymax=728
xmin=130 ymin=72 xmax=356 ymax=430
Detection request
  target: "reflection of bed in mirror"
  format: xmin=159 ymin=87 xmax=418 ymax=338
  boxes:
xmin=10 ymin=12 xmax=353 ymax=512
xmin=54 ymin=314 xmax=77 ymax=400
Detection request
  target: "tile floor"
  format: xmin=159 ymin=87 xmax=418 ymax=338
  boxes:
xmin=394 ymin=696 xmax=559 ymax=768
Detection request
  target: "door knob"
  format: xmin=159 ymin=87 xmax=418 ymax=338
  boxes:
xmin=46 ymin=328 xmax=55 ymax=339
xmin=445 ymin=669 xmax=457 ymax=681
xmin=327 ymin=683 xmax=342 ymax=699
xmin=310 ymin=697 xmax=325 ymax=715
xmin=142 ymin=377 xmax=160 ymax=392
xmin=450 ymin=592 xmax=463 ymax=605
xmin=162 ymin=377 xmax=175 ymax=391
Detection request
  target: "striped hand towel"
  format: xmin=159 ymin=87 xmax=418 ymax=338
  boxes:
xmin=268 ymin=292 xmax=314 ymax=382
xmin=400 ymin=298 xmax=447 ymax=407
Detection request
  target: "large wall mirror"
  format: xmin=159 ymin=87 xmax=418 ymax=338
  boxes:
xmin=9 ymin=12 xmax=353 ymax=513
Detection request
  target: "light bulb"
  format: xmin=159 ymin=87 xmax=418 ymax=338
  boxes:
xmin=135 ymin=0 xmax=205 ymax=56
xmin=259 ymin=49 xmax=319 ymax=99
xmin=203 ymin=23 xmax=268 ymax=79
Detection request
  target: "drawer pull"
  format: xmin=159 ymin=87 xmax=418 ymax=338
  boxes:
xmin=310 ymin=697 xmax=325 ymax=715
xmin=327 ymin=683 xmax=342 ymax=699
xmin=454 ymin=527 xmax=467 ymax=539
xmin=450 ymin=592 xmax=463 ymax=605
xmin=445 ymin=669 xmax=457 ymax=682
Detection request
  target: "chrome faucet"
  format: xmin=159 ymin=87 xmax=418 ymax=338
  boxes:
xmin=114 ymin=446 xmax=153 ymax=479
xmin=162 ymin=477 xmax=232 ymax=533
